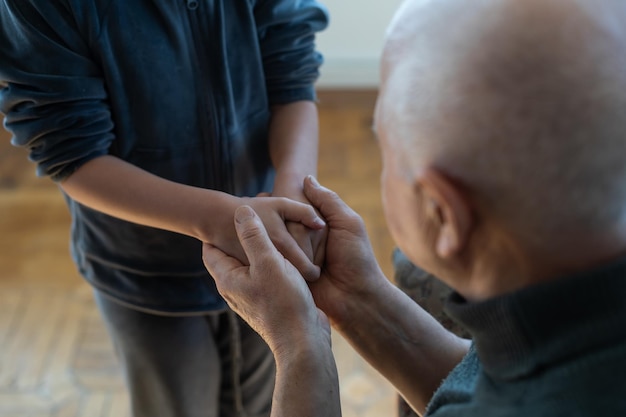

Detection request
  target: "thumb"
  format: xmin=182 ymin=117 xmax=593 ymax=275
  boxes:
xmin=234 ymin=206 xmax=282 ymax=269
xmin=303 ymin=175 xmax=355 ymax=224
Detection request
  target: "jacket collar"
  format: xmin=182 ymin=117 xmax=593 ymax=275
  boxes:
xmin=445 ymin=256 xmax=626 ymax=380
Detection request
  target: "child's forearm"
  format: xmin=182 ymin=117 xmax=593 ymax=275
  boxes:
xmin=59 ymin=155 xmax=325 ymax=279
xmin=267 ymin=100 xmax=327 ymax=268
xmin=60 ymin=155 xmax=236 ymax=243
xmin=269 ymin=100 xmax=319 ymax=200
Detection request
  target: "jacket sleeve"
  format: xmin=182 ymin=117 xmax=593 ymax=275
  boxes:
xmin=254 ymin=0 xmax=329 ymax=105
xmin=0 ymin=0 xmax=114 ymax=182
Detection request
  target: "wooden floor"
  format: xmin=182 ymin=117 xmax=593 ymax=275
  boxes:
xmin=0 ymin=90 xmax=397 ymax=417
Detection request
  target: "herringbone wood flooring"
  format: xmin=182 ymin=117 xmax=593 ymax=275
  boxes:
xmin=0 ymin=286 xmax=128 ymax=417
xmin=0 ymin=90 xmax=396 ymax=417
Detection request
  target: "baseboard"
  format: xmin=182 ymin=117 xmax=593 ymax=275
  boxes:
xmin=316 ymin=89 xmax=378 ymax=109
xmin=317 ymin=58 xmax=380 ymax=89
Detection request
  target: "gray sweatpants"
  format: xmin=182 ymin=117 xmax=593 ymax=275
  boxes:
xmin=94 ymin=290 xmax=275 ymax=417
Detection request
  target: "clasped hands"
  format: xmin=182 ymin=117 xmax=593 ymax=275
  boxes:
xmin=202 ymin=175 xmax=385 ymax=353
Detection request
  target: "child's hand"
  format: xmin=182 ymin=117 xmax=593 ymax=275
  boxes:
xmin=285 ymin=220 xmax=328 ymax=277
xmin=256 ymin=190 xmax=328 ymax=280
xmin=207 ymin=195 xmax=326 ymax=281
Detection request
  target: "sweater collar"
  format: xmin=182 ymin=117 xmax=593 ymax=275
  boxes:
xmin=444 ymin=256 xmax=626 ymax=380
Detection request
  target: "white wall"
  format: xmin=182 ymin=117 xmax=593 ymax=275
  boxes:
xmin=316 ymin=0 xmax=405 ymax=89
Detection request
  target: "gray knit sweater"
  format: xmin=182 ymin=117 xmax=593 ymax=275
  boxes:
xmin=426 ymin=257 xmax=626 ymax=416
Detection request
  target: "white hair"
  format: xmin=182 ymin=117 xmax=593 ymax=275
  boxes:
xmin=381 ymin=0 xmax=626 ymax=251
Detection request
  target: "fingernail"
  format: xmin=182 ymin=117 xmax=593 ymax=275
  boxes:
xmin=235 ymin=206 xmax=255 ymax=224
xmin=304 ymin=265 xmax=322 ymax=282
xmin=314 ymin=217 xmax=326 ymax=228
xmin=310 ymin=266 xmax=322 ymax=282
xmin=308 ymin=175 xmax=321 ymax=187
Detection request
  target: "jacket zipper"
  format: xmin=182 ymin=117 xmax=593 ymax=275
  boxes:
xmin=184 ymin=1 xmax=226 ymax=191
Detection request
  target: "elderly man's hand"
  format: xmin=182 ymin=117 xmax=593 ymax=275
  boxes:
xmin=202 ymin=205 xmax=331 ymax=354
xmin=302 ymin=176 xmax=389 ymax=330
xmin=207 ymin=195 xmax=326 ymax=282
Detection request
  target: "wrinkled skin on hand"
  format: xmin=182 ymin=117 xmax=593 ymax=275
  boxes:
xmin=301 ymin=176 xmax=388 ymax=328
xmin=202 ymin=205 xmax=331 ymax=354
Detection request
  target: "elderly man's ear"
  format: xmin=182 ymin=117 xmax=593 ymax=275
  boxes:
xmin=417 ymin=169 xmax=473 ymax=259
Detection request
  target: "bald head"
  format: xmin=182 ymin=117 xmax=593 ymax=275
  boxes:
xmin=377 ymin=0 xmax=626 ymax=253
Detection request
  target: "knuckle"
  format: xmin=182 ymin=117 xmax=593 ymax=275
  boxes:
xmin=349 ymin=211 xmax=365 ymax=225
xmin=271 ymin=233 xmax=290 ymax=250
xmin=287 ymin=221 xmax=307 ymax=234
xmin=239 ymin=224 xmax=265 ymax=242
xmin=327 ymin=189 xmax=340 ymax=199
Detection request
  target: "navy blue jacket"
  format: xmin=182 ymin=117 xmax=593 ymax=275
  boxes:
xmin=0 ymin=0 xmax=328 ymax=313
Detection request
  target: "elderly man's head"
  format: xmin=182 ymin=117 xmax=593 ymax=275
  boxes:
xmin=375 ymin=0 xmax=626 ymax=299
